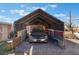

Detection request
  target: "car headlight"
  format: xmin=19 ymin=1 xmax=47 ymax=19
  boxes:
xmin=40 ymin=39 xmax=46 ymax=41
xmin=33 ymin=39 xmax=37 ymax=42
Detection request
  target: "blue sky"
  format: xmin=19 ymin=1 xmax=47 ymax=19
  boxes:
xmin=0 ymin=3 xmax=79 ymax=26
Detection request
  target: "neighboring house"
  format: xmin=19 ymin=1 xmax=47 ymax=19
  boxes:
xmin=0 ymin=22 xmax=12 ymax=41
xmin=14 ymin=9 xmax=64 ymax=48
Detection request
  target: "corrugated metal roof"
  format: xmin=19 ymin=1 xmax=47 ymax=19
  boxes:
xmin=15 ymin=9 xmax=64 ymax=24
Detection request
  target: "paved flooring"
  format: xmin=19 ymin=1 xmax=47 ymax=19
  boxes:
xmin=14 ymin=39 xmax=79 ymax=55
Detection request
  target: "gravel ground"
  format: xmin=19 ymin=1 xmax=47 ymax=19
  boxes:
xmin=15 ymin=39 xmax=79 ymax=55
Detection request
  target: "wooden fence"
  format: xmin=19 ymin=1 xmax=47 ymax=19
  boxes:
xmin=48 ymin=29 xmax=65 ymax=48
xmin=12 ymin=37 xmax=22 ymax=48
xmin=12 ymin=29 xmax=27 ymax=48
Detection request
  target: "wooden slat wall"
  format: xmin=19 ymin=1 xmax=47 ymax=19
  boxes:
xmin=48 ymin=29 xmax=65 ymax=48
xmin=12 ymin=37 xmax=22 ymax=48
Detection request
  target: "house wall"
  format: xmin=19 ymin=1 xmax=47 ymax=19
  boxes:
xmin=0 ymin=23 xmax=12 ymax=41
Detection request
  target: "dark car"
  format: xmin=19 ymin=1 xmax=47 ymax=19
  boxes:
xmin=29 ymin=28 xmax=48 ymax=42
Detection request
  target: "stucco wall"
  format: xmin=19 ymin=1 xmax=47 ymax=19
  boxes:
xmin=0 ymin=24 xmax=12 ymax=41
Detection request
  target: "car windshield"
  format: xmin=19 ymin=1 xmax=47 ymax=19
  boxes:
xmin=31 ymin=28 xmax=46 ymax=39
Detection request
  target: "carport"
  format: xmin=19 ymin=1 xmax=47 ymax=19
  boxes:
xmin=14 ymin=9 xmax=64 ymax=48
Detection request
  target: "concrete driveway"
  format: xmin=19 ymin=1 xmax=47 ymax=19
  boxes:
xmin=14 ymin=39 xmax=79 ymax=55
